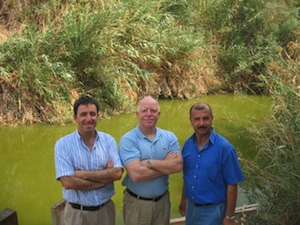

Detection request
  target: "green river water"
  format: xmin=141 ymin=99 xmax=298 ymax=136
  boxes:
xmin=0 ymin=95 xmax=272 ymax=225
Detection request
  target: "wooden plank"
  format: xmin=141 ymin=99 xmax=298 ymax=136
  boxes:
xmin=0 ymin=208 xmax=18 ymax=225
xmin=170 ymin=217 xmax=185 ymax=224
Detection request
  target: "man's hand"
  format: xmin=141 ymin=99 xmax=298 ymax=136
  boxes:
xmin=106 ymin=160 xmax=114 ymax=169
xmin=179 ymin=199 xmax=187 ymax=216
xmin=140 ymin=151 xmax=181 ymax=173
xmin=165 ymin=151 xmax=178 ymax=160
xmin=73 ymin=160 xmax=123 ymax=185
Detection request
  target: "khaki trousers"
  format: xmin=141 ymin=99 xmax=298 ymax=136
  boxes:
xmin=123 ymin=190 xmax=170 ymax=225
xmin=64 ymin=199 xmax=115 ymax=225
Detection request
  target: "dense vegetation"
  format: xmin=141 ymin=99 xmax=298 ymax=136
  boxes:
xmin=0 ymin=0 xmax=299 ymax=224
xmin=1 ymin=0 xmax=298 ymax=124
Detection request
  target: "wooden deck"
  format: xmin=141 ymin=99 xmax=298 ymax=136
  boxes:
xmin=52 ymin=200 xmax=259 ymax=225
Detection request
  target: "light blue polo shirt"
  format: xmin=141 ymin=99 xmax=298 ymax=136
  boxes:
xmin=119 ymin=126 xmax=180 ymax=198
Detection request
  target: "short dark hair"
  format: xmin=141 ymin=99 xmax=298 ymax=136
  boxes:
xmin=73 ymin=96 xmax=99 ymax=115
xmin=189 ymin=102 xmax=213 ymax=117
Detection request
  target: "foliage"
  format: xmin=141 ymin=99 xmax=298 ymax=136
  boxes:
xmin=195 ymin=0 xmax=300 ymax=93
xmin=0 ymin=26 xmax=75 ymax=123
xmin=243 ymin=52 xmax=300 ymax=224
xmin=1 ymin=0 xmax=220 ymax=124
xmin=0 ymin=0 xmax=299 ymax=125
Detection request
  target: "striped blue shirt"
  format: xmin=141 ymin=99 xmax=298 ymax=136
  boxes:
xmin=54 ymin=130 xmax=122 ymax=206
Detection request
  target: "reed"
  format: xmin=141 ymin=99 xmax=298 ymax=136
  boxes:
xmin=243 ymin=52 xmax=300 ymax=224
xmin=0 ymin=0 xmax=299 ymax=125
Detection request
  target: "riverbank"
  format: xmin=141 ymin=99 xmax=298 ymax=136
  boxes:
xmin=1 ymin=1 xmax=298 ymax=125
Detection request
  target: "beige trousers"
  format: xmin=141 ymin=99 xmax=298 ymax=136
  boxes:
xmin=64 ymin=199 xmax=115 ymax=225
xmin=123 ymin=190 xmax=170 ymax=225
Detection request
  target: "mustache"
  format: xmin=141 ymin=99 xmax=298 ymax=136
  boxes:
xmin=197 ymin=126 xmax=207 ymax=129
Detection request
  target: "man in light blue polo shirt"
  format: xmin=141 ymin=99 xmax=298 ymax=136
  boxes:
xmin=119 ymin=96 xmax=183 ymax=225
xmin=179 ymin=102 xmax=244 ymax=225
xmin=54 ymin=96 xmax=123 ymax=225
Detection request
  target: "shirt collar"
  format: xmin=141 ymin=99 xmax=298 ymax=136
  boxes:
xmin=75 ymin=129 xmax=99 ymax=141
xmin=192 ymin=128 xmax=216 ymax=145
xmin=209 ymin=128 xmax=216 ymax=144
xmin=134 ymin=125 xmax=161 ymax=141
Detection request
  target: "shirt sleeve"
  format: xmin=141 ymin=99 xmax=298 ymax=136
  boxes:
xmin=119 ymin=134 xmax=141 ymax=166
xmin=54 ymin=139 xmax=74 ymax=180
xmin=168 ymin=131 xmax=181 ymax=152
xmin=223 ymin=147 xmax=245 ymax=185
xmin=104 ymin=133 xmax=123 ymax=168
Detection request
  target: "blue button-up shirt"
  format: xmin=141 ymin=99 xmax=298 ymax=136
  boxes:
xmin=182 ymin=129 xmax=244 ymax=204
xmin=55 ymin=130 xmax=122 ymax=206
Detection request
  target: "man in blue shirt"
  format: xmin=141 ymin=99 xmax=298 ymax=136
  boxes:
xmin=119 ymin=96 xmax=183 ymax=225
xmin=179 ymin=102 xmax=244 ymax=225
xmin=55 ymin=96 xmax=123 ymax=225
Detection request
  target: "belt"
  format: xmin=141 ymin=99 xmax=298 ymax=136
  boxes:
xmin=193 ymin=202 xmax=213 ymax=207
xmin=69 ymin=201 xmax=108 ymax=211
xmin=126 ymin=188 xmax=167 ymax=202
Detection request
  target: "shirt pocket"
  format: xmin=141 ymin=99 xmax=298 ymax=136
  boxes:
xmin=206 ymin=163 xmax=220 ymax=181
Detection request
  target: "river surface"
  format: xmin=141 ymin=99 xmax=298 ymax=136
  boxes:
xmin=0 ymin=95 xmax=272 ymax=225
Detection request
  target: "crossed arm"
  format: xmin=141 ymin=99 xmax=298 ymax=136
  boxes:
xmin=59 ymin=160 xmax=123 ymax=191
xmin=125 ymin=151 xmax=183 ymax=182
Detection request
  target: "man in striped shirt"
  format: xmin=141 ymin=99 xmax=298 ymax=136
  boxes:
xmin=54 ymin=96 xmax=123 ymax=225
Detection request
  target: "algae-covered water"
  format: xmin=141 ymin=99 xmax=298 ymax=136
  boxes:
xmin=0 ymin=95 xmax=272 ymax=225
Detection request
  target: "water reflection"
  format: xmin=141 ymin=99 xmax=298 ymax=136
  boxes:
xmin=0 ymin=95 xmax=272 ymax=225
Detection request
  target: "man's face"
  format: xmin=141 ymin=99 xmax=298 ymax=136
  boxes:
xmin=137 ymin=99 xmax=160 ymax=129
xmin=74 ymin=103 xmax=99 ymax=134
xmin=189 ymin=107 xmax=213 ymax=137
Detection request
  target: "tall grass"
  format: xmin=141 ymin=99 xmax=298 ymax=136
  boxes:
xmin=0 ymin=0 xmax=299 ymax=124
xmin=243 ymin=51 xmax=300 ymax=224
xmin=195 ymin=0 xmax=299 ymax=93
xmin=1 ymin=0 xmax=215 ymax=123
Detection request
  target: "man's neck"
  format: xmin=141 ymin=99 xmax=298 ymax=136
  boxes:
xmin=139 ymin=126 xmax=156 ymax=141
xmin=79 ymin=130 xmax=96 ymax=150
xmin=196 ymin=129 xmax=212 ymax=150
